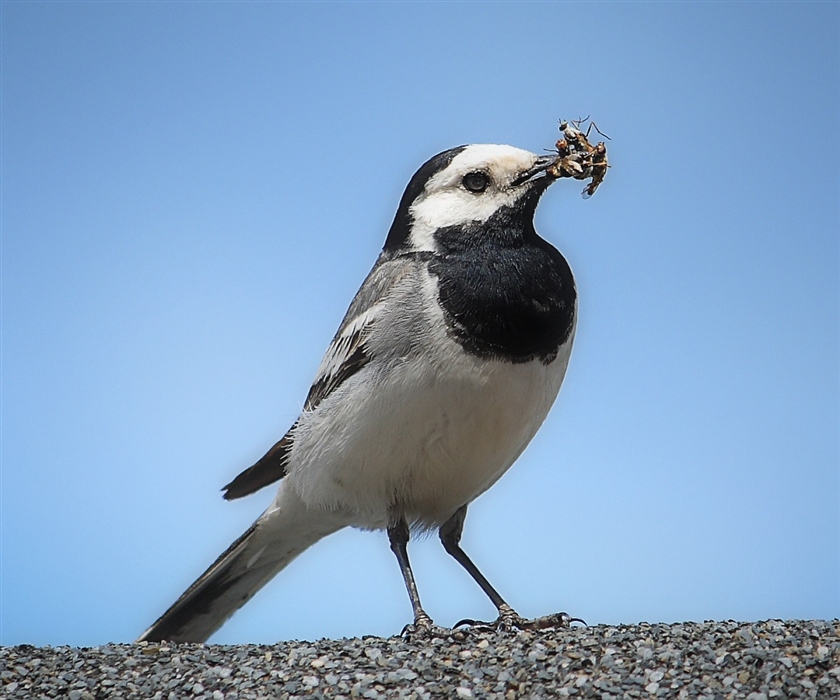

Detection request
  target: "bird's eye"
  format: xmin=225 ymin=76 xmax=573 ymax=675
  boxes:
xmin=462 ymin=171 xmax=489 ymax=193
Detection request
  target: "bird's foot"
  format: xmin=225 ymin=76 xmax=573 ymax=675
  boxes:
xmin=400 ymin=611 xmax=454 ymax=641
xmin=456 ymin=603 xmax=585 ymax=632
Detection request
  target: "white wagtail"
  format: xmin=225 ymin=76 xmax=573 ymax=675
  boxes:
xmin=138 ymin=144 xmax=578 ymax=643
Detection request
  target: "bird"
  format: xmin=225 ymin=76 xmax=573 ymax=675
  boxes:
xmin=137 ymin=143 xmax=578 ymax=643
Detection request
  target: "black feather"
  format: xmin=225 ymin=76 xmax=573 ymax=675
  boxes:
xmin=304 ymin=332 xmax=371 ymax=412
xmin=429 ymin=196 xmax=576 ymax=364
xmin=222 ymin=434 xmax=292 ymax=500
xmin=137 ymin=522 xmax=259 ymax=641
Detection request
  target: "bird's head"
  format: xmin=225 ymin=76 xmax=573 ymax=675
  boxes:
xmin=384 ymin=144 xmax=560 ymax=254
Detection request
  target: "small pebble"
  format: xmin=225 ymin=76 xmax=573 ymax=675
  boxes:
xmin=1 ymin=620 xmax=837 ymax=699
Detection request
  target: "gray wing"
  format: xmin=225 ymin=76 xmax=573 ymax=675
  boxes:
xmin=223 ymin=253 xmax=411 ymax=500
xmin=305 ymin=251 xmax=417 ymax=410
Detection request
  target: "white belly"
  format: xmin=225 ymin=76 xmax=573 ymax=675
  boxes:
xmin=285 ymin=334 xmax=573 ymax=531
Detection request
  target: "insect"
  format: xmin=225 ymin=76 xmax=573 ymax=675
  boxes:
xmin=582 ymin=141 xmax=608 ymax=199
xmin=549 ymin=118 xmax=611 ymax=198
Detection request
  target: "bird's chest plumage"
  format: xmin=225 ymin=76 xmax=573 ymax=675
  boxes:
xmin=288 ymin=250 xmax=576 ymax=530
xmin=428 ymin=231 xmax=576 ymax=364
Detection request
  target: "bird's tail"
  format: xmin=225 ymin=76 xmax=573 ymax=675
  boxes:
xmin=137 ymin=486 xmax=346 ymax=643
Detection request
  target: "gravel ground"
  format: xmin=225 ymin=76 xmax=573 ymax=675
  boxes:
xmin=2 ymin=619 xmax=838 ymax=699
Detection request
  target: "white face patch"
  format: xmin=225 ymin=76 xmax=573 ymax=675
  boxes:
xmin=407 ymin=144 xmax=545 ymax=252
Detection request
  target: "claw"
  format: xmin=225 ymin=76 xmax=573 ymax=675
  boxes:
xmin=454 ymin=617 xmax=495 ymax=632
xmin=455 ymin=605 xmax=585 ymax=633
xmin=400 ymin=612 xmax=456 ymax=641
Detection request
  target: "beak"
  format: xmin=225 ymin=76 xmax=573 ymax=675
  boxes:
xmin=512 ymin=154 xmax=561 ymax=187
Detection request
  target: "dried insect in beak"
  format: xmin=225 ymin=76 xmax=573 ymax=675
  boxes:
xmin=547 ymin=118 xmax=611 ymax=198
xmin=583 ymin=141 xmax=609 ymax=199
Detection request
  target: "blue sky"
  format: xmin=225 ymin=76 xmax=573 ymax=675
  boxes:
xmin=2 ymin=2 xmax=837 ymax=646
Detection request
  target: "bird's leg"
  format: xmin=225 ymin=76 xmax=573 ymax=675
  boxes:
xmin=387 ymin=517 xmax=448 ymax=638
xmin=439 ymin=507 xmax=509 ymax=612
xmin=439 ymin=505 xmax=580 ymax=631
